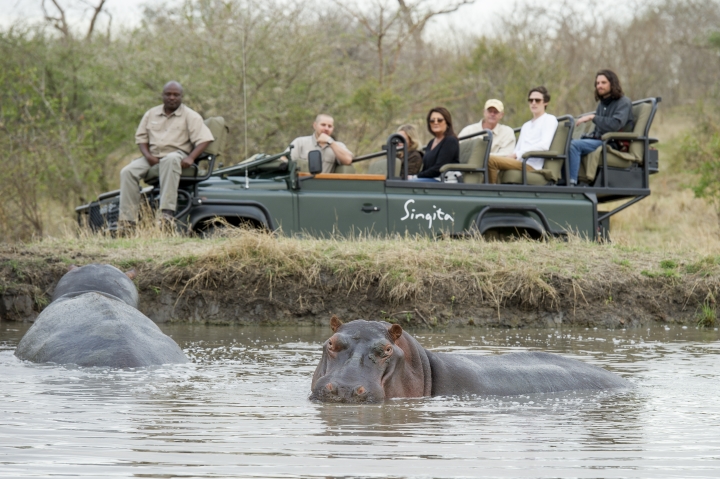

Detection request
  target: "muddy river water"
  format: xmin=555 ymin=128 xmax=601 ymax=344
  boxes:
xmin=1 ymin=322 xmax=719 ymax=478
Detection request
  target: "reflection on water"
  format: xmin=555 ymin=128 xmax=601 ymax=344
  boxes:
xmin=1 ymin=322 xmax=718 ymax=478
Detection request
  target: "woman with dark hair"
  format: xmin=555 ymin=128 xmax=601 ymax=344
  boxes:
xmin=411 ymin=107 xmax=459 ymax=181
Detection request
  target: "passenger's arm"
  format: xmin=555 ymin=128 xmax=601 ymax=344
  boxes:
xmin=592 ymin=98 xmax=631 ymax=133
xmin=181 ymin=141 xmax=211 ymax=168
xmin=536 ymin=117 xmax=558 ymax=151
xmin=138 ymin=143 xmax=159 ymax=166
xmin=495 ymin=127 xmax=517 ymax=157
xmin=135 ymin=112 xmax=158 ymax=165
xmin=330 ymin=141 xmax=353 ymax=165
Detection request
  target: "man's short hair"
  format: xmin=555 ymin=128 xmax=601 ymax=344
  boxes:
xmin=315 ymin=114 xmax=333 ymax=124
xmin=528 ymin=86 xmax=550 ymax=104
xmin=163 ymin=81 xmax=183 ymax=93
xmin=595 ymin=70 xmax=624 ymax=101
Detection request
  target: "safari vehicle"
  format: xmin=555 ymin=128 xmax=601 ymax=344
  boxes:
xmin=76 ymin=97 xmax=660 ymax=241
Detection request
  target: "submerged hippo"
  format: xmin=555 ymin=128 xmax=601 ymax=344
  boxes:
xmin=15 ymin=264 xmax=187 ymax=367
xmin=311 ymin=317 xmax=629 ymax=403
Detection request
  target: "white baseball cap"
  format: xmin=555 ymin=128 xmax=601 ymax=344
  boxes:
xmin=484 ymin=99 xmax=504 ymax=112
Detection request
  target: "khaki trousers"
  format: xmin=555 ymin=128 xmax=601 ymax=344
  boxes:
xmin=119 ymin=150 xmax=186 ymax=222
xmin=487 ymin=155 xmax=533 ymax=184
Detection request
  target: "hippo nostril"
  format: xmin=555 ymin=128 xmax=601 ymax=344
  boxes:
xmin=326 ymin=383 xmax=339 ymax=395
xmin=355 ymin=386 xmax=366 ymax=396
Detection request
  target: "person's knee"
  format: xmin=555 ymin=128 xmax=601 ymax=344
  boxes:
xmin=120 ymin=165 xmax=135 ymax=181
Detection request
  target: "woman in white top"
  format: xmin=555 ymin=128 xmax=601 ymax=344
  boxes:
xmin=486 ymin=86 xmax=558 ymax=184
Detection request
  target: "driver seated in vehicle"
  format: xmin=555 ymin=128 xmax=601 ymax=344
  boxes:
xmin=289 ymin=114 xmax=354 ymax=173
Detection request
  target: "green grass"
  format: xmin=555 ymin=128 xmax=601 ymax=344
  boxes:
xmin=163 ymin=255 xmax=198 ymax=268
xmin=660 ymin=259 xmax=678 ymax=269
xmin=697 ymin=303 xmax=717 ymax=328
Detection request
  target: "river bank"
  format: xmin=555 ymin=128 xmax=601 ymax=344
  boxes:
xmin=1 ymin=229 xmax=718 ymax=329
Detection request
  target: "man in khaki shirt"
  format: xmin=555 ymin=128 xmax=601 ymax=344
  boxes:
xmin=458 ymin=99 xmax=516 ymax=156
xmin=119 ymin=81 xmax=214 ymax=224
xmin=290 ymin=114 xmax=353 ymax=173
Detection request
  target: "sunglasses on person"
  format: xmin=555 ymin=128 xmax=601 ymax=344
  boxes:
xmin=429 ymin=118 xmax=446 ymax=124
xmin=528 ymin=97 xmax=544 ymax=104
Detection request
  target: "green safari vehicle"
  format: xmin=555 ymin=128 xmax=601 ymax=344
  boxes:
xmin=76 ymin=97 xmax=661 ymax=241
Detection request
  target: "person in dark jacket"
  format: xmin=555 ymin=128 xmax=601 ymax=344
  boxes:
xmin=567 ymin=70 xmax=634 ymax=186
xmin=411 ymin=107 xmax=459 ymax=181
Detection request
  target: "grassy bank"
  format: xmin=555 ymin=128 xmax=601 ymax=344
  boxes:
xmin=1 ymin=227 xmax=718 ymax=329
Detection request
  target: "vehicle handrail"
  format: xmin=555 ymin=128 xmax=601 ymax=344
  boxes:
xmin=212 ymin=147 xmax=292 ymax=178
xmin=352 ymin=150 xmax=386 ymax=163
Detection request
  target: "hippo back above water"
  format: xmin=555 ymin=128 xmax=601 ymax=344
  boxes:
xmin=311 ymin=318 xmax=629 ymax=403
xmin=15 ymin=264 xmax=187 ymax=368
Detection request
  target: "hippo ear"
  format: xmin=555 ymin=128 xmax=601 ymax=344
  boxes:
xmin=330 ymin=315 xmax=343 ymax=332
xmin=388 ymin=324 xmax=403 ymax=343
xmin=125 ymin=269 xmax=137 ymax=280
xmin=67 ymin=264 xmax=79 ymax=272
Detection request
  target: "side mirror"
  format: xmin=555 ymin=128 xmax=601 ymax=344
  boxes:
xmin=308 ymin=150 xmax=323 ymax=174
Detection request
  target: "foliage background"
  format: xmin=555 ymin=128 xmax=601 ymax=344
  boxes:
xmin=1 ymin=0 xmax=719 ymax=242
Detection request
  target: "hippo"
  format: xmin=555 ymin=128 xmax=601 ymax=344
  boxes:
xmin=311 ymin=317 xmax=629 ymax=403
xmin=15 ymin=264 xmax=188 ymax=368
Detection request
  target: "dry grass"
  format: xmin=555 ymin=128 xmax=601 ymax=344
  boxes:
xmin=5 ymin=222 xmax=719 ymax=308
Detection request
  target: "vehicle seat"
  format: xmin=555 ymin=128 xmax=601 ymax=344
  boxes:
xmin=578 ymin=100 xmax=655 ymax=184
xmin=334 ymin=164 xmax=357 ymax=174
xmin=439 ymin=135 xmax=491 ymax=184
xmin=500 ymin=115 xmax=574 ymax=185
xmin=368 ymin=157 xmax=401 ymax=177
xmin=144 ymin=116 xmax=227 ymax=185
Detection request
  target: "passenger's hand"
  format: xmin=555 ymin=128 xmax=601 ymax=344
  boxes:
xmin=316 ymin=133 xmax=332 ymax=144
xmin=577 ymin=114 xmax=595 ymax=124
xmin=407 ymin=175 xmax=417 ymax=180
xmin=181 ymin=156 xmax=195 ymax=169
xmin=146 ymin=155 xmax=160 ymax=166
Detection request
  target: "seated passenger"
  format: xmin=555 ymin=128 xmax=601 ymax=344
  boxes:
xmin=290 ymin=114 xmax=353 ymax=173
xmin=396 ymin=124 xmax=424 ymax=176
xmin=487 ymin=86 xmax=558 ymax=184
xmin=410 ymin=107 xmax=459 ymax=181
xmin=119 ymin=81 xmax=213 ymax=226
xmin=567 ymin=69 xmax=634 ymax=186
xmin=459 ymin=99 xmax=516 ymax=156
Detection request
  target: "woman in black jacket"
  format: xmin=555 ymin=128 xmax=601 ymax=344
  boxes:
xmin=413 ymin=107 xmax=459 ymax=181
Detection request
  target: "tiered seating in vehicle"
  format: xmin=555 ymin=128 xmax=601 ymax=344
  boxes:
xmin=500 ymin=115 xmax=575 ymax=186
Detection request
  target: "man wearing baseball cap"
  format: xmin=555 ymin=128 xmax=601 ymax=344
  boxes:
xmin=458 ymin=99 xmax=516 ymax=156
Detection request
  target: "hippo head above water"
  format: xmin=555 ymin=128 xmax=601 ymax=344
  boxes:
xmin=310 ymin=317 xmax=431 ymax=403
xmin=52 ymin=263 xmax=138 ymax=308
xmin=310 ymin=317 xmax=630 ymax=403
